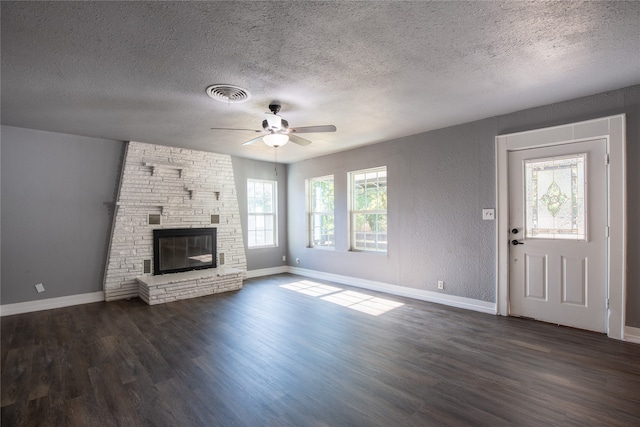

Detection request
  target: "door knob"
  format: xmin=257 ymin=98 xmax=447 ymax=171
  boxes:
xmin=512 ymin=228 xmax=519 ymax=234
xmin=511 ymin=240 xmax=524 ymax=245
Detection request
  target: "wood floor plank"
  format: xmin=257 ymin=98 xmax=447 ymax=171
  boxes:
xmin=2 ymin=273 xmax=640 ymax=426
xmin=153 ymin=376 xmax=220 ymax=426
xmin=26 ymin=394 xmax=65 ymax=427
xmin=64 ymin=393 xmax=103 ymax=426
xmin=59 ymin=341 xmax=93 ymax=400
xmin=1 ymin=347 xmax=33 ymax=408
xmin=28 ymin=345 xmax=52 ymax=401
xmin=87 ymin=363 xmax=143 ymax=426
xmin=123 ymin=368 xmax=166 ymax=426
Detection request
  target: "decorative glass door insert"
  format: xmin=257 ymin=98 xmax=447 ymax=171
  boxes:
xmin=524 ymin=154 xmax=586 ymax=240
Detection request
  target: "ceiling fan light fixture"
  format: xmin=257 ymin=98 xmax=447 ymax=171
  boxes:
xmin=263 ymin=134 xmax=289 ymax=147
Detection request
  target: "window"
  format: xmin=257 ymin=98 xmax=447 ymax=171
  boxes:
xmin=307 ymin=175 xmax=335 ymax=248
xmin=524 ymin=154 xmax=586 ymax=240
xmin=349 ymin=166 xmax=387 ymax=252
xmin=247 ymin=179 xmax=277 ymax=248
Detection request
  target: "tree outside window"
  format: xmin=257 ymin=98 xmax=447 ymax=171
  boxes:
xmin=350 ymin=167 xmax=387 ymax=252
xmin=308 ymin=175 xmax=335 ymax=248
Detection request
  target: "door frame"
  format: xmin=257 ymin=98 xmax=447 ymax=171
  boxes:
xmin=496 ymin=114 xmax=626 ymax=340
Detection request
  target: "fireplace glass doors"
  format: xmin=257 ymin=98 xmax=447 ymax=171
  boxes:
xmin=153 ymin=228 xmax=217 ymax=275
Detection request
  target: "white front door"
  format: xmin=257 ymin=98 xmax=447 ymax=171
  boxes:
xmin=508 ymin=139 xmax=608 ymax=333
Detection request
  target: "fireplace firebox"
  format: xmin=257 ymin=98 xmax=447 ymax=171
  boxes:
xmin=153 ymin=228 xmax=217 ymax=275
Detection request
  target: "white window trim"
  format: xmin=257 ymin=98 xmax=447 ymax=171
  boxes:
xmin=307 ymin=175 xmax=335 ymax=249
xmin=247 ymin=178 xmax=278 ymax=249
xmin=348 ymin=166 xmax=387 ymax=253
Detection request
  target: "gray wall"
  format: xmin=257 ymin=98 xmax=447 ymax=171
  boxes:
xmin=2 ymin=85 xmax=638 ymax=328
xmin=1 ymin=126 xmax=124 ymax=305
xmin=286 ymin=84 xmax=640 ymax=327
xmin=231 ymin=157 xmax=288 ymax=271
xmin=287 ymin=121 xmax=496 ymax=302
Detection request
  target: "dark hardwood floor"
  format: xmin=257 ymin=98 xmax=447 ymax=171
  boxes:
xmin=2 ymin=273 xmax=640 ymax=426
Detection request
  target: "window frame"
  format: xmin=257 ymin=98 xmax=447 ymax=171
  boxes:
xmin=307 ymin=175 xmax=335 ymax=249
xmin=246 ymin=178 xmax=278 ymax=249
xmin=348 ymin=166 xmax=387 ymax=253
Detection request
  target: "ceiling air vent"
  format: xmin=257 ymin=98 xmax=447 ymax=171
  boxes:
xmin=206 ymin=84 xmax=251 ymax=104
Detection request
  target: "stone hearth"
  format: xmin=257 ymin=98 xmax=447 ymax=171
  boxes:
xmin=137 ymin=267 xmax=243 ymax=305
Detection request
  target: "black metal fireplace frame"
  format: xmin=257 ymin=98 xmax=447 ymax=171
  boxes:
xmin=153 ymin=227 xmax=217 ymax=275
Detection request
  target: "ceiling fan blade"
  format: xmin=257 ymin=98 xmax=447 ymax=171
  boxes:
xmin=211 ymin=127 xmax=263 ymax=132
xmin=289 ymin=135 xmax=312 ymax=146
xmin=289 ymin=125 xmax=336 ymax=134
xmin=242 ymin=136 xmax=266 ymax=146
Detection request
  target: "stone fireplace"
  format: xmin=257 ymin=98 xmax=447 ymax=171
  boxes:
xmin=103 ymin=141 xmax=247 ymax=303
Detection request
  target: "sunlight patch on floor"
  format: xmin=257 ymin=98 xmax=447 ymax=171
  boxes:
xmin=321 ymin=290 xmax=404 ymax=315
xmin=279 ymin=280 xmax=343 ymax=297
xmin=279 ymin=281 xmax=404 ymax=316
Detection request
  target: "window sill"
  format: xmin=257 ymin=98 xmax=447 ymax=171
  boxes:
xmin=248 ymin=245 xmax=278 ymax=250
xmin=349 ymin=249 xmax=388 ymax=255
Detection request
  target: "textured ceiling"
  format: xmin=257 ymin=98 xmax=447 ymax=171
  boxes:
xmin=2 ymin=1 xmax=639 ymax=163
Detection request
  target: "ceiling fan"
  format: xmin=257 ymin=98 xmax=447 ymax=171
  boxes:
xmin=211 ymin=103 xmax=337 ymax=148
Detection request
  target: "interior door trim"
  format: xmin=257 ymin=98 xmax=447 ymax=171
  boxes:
xmin=495 ymin=114 xmax=626 ymax=340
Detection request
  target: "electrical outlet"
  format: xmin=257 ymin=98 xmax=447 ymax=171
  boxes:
xmin=282 ymin=255 xmax=286 ymax=262
xmin=482 ymin=208 xmax=495 ymax=220
xmin=35 ymin=283 xmax=45 ymax=293
xmin=437 ymin=280 xmax=444 ymax=290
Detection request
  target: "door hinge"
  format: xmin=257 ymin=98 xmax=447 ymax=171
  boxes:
xmin=605 ymin=226 xmax=610 ymax=238
xmin=605 ymin=153 xmax=610 ymax=165
xmin=606 ymin=298 xmax=610 ymax=310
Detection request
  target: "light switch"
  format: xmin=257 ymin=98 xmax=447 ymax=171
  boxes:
xmin=482 ymin=208 xmax=495 ymax=220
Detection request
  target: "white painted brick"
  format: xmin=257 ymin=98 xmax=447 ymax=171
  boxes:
xmin=104 ymin=141 xmax=247 ymax=301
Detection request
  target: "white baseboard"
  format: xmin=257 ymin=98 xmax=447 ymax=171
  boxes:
xmin=0 ymin=267 xmax=496 ymax=318
xmin=624 ymin=326 xmax=640 ymax=344
xmin=1 ymin=269 xmax=631 ymax=336
xmin=0 ymin=291 xmax=105 ymax=317
xmin=287 ymin=267 xmax=497 ymax=315
xmin=245 ymin=266 xmax=289 ymax=279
